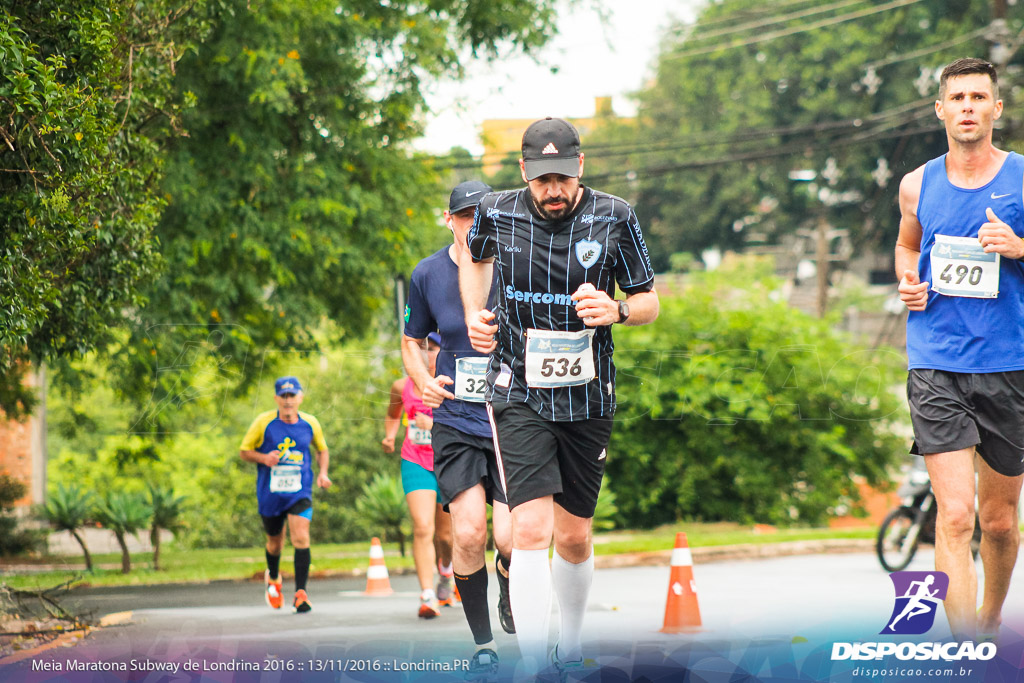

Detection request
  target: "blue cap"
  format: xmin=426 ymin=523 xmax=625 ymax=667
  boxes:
xmin=427 ymin=332 xmax=441 ymax=347
xmin=275 ymin=376 xmax=303 ymax=396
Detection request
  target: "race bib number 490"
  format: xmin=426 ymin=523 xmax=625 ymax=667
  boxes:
xmin=931 ymin=234 xmax=1000 ymax=298
xmin=270 ymin=465 xmax=302 ymax=493
xmin=454 ymin=356 xmax=489 ymax=403
xmin=524 ymin=328 xmax=596 ymax=388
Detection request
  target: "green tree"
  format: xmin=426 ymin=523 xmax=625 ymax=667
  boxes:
xmin=41 ymin=483 xmax=94 ymax=571
xmin=106 ymin=0 xmax=565 ymax=432
xmin=0 ymin=473 xmax=40 ymax=556
xmin=356 ymin=473 xmax=409 ymax=556
xmin=0 ymin=1 xmax=214 ymax=417
xmin=146 ymin=483 xmax=186 ymax=570
xmin=584 ymin=0 xmax=1020 ymax=270
xmin=93 ymin=492 xmax=152 ymax=573
xmin=607 ymin=258 xmax=906 ymax=526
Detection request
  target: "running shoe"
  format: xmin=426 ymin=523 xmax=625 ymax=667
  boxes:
xmin=547 ymin=643 xmax=592 ymax=683
xmin=465 ymin=648 xmax=499 ymax=681
xmin=495 ymin=556 xmax=515 ymax=634
xmin=437 ymin=574 xmax=454 ymax=606
xmin=293 ymin=589 xmax=312 ymax=613
xmin=418 ymin=594 xmax=441 ymax=619
xmin=265 ymin=570 xmax=283 ymax=610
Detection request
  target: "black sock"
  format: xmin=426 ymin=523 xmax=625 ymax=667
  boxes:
xmin=455 ymin=567 xmax=492 ymax=645
xmin=294 ymin=548 xmax=311 ymax=591
xmin=266 ymin=550 xmax=281 ymax=580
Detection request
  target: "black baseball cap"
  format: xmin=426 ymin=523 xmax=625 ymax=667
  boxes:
xmin=521 ymin=117 xmax=581 ymax=181
xmin=449 ymin=180 xmax=491 ymax=213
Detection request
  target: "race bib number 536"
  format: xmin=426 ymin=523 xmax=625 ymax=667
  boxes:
xmin=524 ymin=328 xmax=596 ymax=388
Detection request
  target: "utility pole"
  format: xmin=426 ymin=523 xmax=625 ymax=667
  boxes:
xmin=990 ymin=0 xmax=1011 ymax=65
xmin=815 ymin=213 xmax=830 ymax=318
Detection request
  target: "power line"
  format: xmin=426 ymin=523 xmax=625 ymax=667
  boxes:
xmin=428 ymin=97 xmax=936 ymax=170
xmin=582 ymin=123 xmax=939 ymax=184
xmin=672 ymin=0 xmax=870 ymax=42
xmin=863 ymin=27 xmax=989 ymax=70
xmin=661 ymin=0 xmax=924 ymax=62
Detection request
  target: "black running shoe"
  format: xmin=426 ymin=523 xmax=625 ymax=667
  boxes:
xmin=495 ymin=555 xmax=515 ymax=634
xmin=466 ymin=648 xmax=499 ymax=681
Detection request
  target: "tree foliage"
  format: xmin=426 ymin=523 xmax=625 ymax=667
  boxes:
xmin=93 ymin=491 xmax=152 ymax=573
xmin=41 ymin=483 xmax=94 ymax=570
xmin=584 ymin=0 xmax=1022 ymax=271
xmin=0 ymin=1 xmax=213 ymax=417
xmin=105 ymin=0 xmax=564 ymax=432
xmin=607 ymin=258 xmax=906 ymax=526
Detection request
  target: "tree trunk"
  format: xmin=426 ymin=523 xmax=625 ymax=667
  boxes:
xmin=150 ymin=525 xmax=161 ymax=571
xmin=116 ymin=532 xmax=131 ymax=573
xmin=71 ymin=529 xmax=93 ymax=572
xmin=395 ymin=527 xmax=406 ymax=558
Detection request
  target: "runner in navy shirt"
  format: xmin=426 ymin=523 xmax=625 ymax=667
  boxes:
xmin=402 ymin=181 xmax=514 ymax=680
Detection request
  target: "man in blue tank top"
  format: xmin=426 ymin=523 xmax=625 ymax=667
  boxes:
xmin=896 ymin=57 xmax=1024 ymax=641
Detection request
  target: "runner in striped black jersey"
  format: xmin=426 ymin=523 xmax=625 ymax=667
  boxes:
xmin=459 ymin=117 xmax=659 ymax=676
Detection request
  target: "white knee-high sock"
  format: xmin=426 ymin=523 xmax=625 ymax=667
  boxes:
xmin=551 ymin=548 xmax=593 ymax=663
xmin=510 ymin=547 xmax=551 ymax=673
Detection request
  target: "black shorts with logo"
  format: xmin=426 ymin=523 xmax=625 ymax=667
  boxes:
xmin=432 ymin=422 xmax=508 ymax=509
xmin=260 ymin=498 xmax=312 ymax=536
xmin=488 ymin=401 xmax=614 ymax=518
xmin=907 ymin=369 xmax=1024 ymax=476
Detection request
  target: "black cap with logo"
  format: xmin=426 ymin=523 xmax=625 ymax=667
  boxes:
xmin=448 ymin=180 xmax=492 ymax=213
xmin=521 ymin=117 xmax=581 ymax=181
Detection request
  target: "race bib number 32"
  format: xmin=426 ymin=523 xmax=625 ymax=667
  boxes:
xmin=454 ymin=356 xmax=489 ymax=402
xmin=524 ymin=328 xmax=596 ymax=388
xmin=931 ymin=234 xmax=1000 ymax=298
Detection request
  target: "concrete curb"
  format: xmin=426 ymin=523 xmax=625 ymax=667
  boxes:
xmin=594 ymin=538 xmax=875 ymax=569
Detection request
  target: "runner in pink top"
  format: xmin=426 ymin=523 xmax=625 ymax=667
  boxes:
xmin=400 ymin=376 xmax=434 ymax=470
xmin=382 ymin=333 xmax=454 ymax=618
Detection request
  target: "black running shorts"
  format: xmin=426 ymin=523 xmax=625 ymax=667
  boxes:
xmin=432 ymin=422 xmax=508 ymax=509
xmin=488 ymin=401 xmax=614 ymax=518
xmin=260 ymin=498 xmax=312 ymax=536
xmin=907 ymin=369 xmax=1024 ymax=476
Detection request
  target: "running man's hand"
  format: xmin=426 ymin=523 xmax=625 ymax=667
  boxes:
xmin=421 ymin=375 xmax=455 ymax=408
xmin=572 ymin=283 xmax=617 ymax=326
xmin=380 ymin=437 xmax=395 ymax=453
xmin=316 ymin=472 xmax=332 ymax=488
xmin=898 ymin=270 xmax=929 ymax=311
xmin=262 ymin=450 xmax=282 ymax=467
xmin=467 ymin=309 xmax=497 ymax=353
xmin=979 ymin=207 xmax=1024 ymax=259
xmin=413 ymin=412 xmax=432 ymax=430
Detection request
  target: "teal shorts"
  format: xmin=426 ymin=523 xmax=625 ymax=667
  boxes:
xmin=401 ymin=459 xmax=440 ymax=501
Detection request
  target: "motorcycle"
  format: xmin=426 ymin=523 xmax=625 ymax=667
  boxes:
xmin=876 ymin=459 xmax=982 ymax=572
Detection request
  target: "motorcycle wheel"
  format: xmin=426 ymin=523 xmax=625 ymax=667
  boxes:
xmin=877 ymin=506 xmax=920 ymax=572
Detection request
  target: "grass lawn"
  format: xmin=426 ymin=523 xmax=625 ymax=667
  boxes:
xmin=0 ymin=523 xmax=875 ymax=591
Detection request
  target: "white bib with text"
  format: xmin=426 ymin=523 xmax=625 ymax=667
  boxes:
xmin=270 ymin=464 xmax=302 ymax=493
xmin=454 ymin=356 xmax=489 ymax=403
xmin=524 ymin=328 xmax=596 ymax=388
xmin=930 ymin=234 xmax=1000 ymax=299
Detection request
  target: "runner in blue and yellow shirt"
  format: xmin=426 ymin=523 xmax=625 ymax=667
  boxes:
xmin=240 ymin=376 xmax=330 ymax=613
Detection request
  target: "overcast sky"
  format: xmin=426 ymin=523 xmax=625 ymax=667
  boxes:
xmin=414 ymin=0 xmax=704 ymax=155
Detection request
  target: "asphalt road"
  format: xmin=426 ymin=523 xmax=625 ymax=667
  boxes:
xmin=5 ymin=549 xmax=1024 ymax=682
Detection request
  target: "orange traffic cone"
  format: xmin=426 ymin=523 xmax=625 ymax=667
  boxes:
xmin=661 ymin=531 xmax=702 ymax=632
xmin=364 ymin=537 xmax=394 ymax=596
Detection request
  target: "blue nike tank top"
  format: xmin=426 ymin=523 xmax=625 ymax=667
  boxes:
xmin=906 ymin=152 xmax=1024 ymax=372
